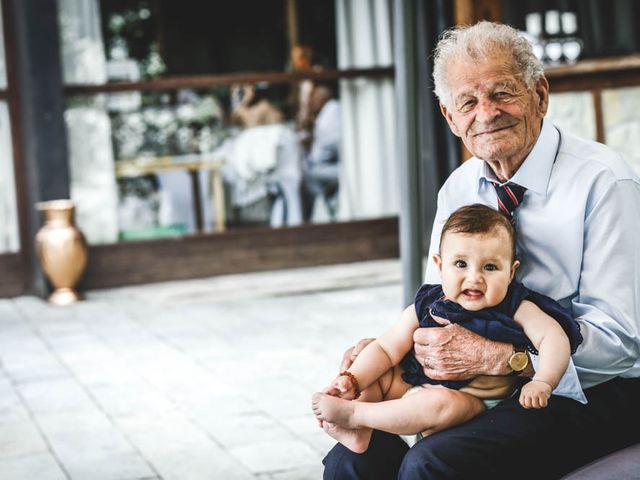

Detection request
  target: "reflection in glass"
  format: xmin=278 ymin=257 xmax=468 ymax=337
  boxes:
xmin=108 ymin=83 xmax=311 ymax=236
xmin=66 ymin=73 xmax=398 ymax=242
xmin=101 ymin=81 xmax=347 ymax=236
xmin=103 ymin=1 xmax=165 ymax=80
xmin=0 ymin=102 xmax=19 ymax=252
xmin=97 ymin=1 xmax=335 ymax=80
xmin=58 ymin=0 xmax=395 ymax=242
xmin=57 ymin=0 xmax=397 ymax=245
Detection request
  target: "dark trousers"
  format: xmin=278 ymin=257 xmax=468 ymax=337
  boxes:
xmin=322 ymin=377 xmax=640 ymax=479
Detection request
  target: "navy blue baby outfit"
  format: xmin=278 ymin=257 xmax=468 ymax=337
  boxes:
xmin=400 ymin=281 xmax=583 ymax=390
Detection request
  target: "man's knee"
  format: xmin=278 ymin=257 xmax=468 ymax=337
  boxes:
xmin=323 ymin=431 xmax=408 ymax=480
xmin=323 ymin=442 xmax=362 ymax=480
xmin=398 ymin=432 xmax=458 ymax=479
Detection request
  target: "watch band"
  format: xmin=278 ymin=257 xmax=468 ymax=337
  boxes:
xmin=508 ymin=345 xmax=529 ymax=375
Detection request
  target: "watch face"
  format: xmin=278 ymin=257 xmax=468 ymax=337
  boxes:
xmin=509 ymin=352 xmax=528 ymax=371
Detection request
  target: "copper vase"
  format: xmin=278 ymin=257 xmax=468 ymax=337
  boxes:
xmin=35 ymin=200 xmax=88 ymax=306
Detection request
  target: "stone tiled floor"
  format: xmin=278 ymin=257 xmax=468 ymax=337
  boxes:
xmin=0 ymin=260 xmax=402 ymax=479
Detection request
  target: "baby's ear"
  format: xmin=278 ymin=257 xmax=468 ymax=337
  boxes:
xmin=510 ymin=260 xmax=520 ymax=281
xmin=433 ymin=254 xmax=443 ymax=272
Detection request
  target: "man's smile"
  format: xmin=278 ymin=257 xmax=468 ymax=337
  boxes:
xmin=473 ymin=123 xmax=516 ymax=137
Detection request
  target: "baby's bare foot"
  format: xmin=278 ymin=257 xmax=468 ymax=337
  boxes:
xmin=323 ymin=421 xmax=372 ymax=454
xmin=312 ymin=392 xmax=357 ymax=426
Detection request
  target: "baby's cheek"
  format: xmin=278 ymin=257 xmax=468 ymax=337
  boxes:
xmin=486 ymin=287 xmax=508 ymax=307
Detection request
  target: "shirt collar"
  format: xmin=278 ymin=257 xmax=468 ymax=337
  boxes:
xmin=479 ymin=120 xmax=559 ymax=196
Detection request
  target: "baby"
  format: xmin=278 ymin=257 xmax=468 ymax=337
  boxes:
xmin=312 ymin=204 xmax=584 ymax=453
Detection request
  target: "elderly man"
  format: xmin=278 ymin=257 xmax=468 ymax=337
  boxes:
xmin=322 ymin=21 xmax=640 ymax=479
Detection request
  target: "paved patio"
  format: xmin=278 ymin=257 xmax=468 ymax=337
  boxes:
xmin=0 ymin=259 xmax=403 ymax=479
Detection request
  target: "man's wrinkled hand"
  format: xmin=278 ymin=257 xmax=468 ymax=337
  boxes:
xmin=413 ymin=324 xmax=501 ymax=381
xmin=339 ymin=338 xmax=374 ymax=371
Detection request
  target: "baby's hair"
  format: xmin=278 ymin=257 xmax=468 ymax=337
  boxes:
xmin=440 ymin=204 xmax=517 ymax=261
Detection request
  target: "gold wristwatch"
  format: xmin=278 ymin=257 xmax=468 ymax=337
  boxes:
xmin=508 ymin=345 xmax=529 ymax=375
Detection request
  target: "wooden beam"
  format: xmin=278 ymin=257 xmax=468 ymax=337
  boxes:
xmin=64 ymin=67 xmax=394 ymax=96
xmin=592 ymin=89 xmax=605 ymax=144
xmin=78 ymin=217 xmax=399 ymax=290
xmin=546 ymin=55 xmax=640 ymax=92
xmin=285 ymin=0 xmax=298 ymax=51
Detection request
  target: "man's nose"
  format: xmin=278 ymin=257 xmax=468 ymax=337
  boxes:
xmin=475 ymin=97 xmax=501 ymax=123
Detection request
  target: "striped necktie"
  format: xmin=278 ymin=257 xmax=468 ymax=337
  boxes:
xmin=491 ymin=182 xmax=526 ymax=224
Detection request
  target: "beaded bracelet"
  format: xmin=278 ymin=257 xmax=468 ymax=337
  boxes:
xmin=339 ymin=370 xmax=361 ymax=399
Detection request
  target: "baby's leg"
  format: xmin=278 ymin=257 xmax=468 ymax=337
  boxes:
xmin=312 ymin=366 xmax=406 ymax=453
xmin=315 ymin=380 xmax=485 ymax=438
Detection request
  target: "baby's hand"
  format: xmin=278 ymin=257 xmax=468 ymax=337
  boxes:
xmin=519 ymin=379 xmax=553 ymax=409
xmin=327 ymin=373 xmax=359 ymax=400
xmin=429 ymin=309 xmax=450 ymax=325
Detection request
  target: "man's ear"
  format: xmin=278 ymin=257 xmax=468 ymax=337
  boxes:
xmin=439 ymin=102 xmax=461 ymax=138
xmin=510 ymin=260 xmax=520 ymax=281
xmin=534 ymin=77 xmax=550 ymax=117
xmin=433 ymin=253 xmax=443 ymax=273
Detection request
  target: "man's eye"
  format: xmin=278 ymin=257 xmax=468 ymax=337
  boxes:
xmin=458 ymin=100 xmax=476 ymax=112
xmin=494 ymin=91 xmax=514 ymax=102
xmin=454 ymin=260 xmax=467 ymax=268
xmin=484 ymin=264 xmax=497 ymax=271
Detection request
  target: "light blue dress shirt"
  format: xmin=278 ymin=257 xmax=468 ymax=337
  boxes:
xmin=425 ymin=120 xmax=640 ymax=389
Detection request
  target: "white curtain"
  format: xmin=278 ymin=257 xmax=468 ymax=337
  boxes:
xmin=0 ymin=102 xmax=19 ymax=252
xmin=0 ymin=5 xmax=18 ymax=253
xmin=335 ymin=0 xmax=398 ymax=220
xmin=0 ymin=3 xmax=7 ymax=89
xmin=59 ymin=0 xmax=119 ymax=244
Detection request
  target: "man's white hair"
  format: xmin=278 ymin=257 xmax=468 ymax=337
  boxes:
xmin=432 ymin=21 xmax=545 ymax=108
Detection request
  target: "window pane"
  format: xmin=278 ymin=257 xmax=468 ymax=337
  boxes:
xmin=58 ymin=0 xmax=398 ymax=244
xmin=0 ymin=101 xmax=19 ymax=252
xmin=66 ymin=79 xmax=397 ymax=242
xmin=66 ymin=85 xmax=314 ymax=243
xmin=58 ymin=0 xmax=338 ymax=84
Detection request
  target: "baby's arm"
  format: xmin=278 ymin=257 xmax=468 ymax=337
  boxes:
xmin=513 ymin=300 xmax=571 ymax=409
xmin=326 ymin=304 xmax=419 ymax=399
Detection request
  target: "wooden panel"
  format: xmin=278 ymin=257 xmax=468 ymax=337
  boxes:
xmin=454 ymin=0 xmax=502 ymax=25
xmin=592 ymin=89 xmax=605 ymax=143
xmin=2 ymin=0 xmax=32 ymax=297
xmin=64 ymin=67 xmax=394 ymax=95
xmin=78 ymin=217 xmax=399 ymax=290
xmin=0 ymin=254 xmax=27 ymax=297
xmin=547 ymin=55 xmax=640 ymax=93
